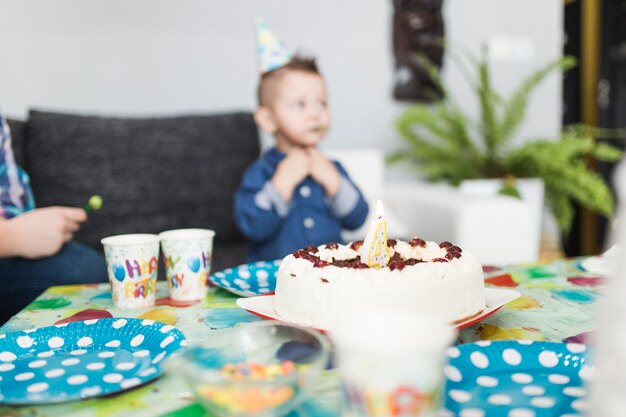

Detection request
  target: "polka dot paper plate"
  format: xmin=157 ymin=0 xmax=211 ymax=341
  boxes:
xmin=442 ymin=340 xmax=593 ymax=417
xmin=209 ymin=260 xmax=281 ymax=297
xmin=0 ymin=318 xmax=186 ymax=404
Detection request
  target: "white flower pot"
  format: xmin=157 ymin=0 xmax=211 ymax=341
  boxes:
xmin=459 ymin=178 xmax=545 ymax=261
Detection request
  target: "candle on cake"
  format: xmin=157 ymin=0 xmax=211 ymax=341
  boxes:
xmin=360 ymin=200 xmax=391 ymax=268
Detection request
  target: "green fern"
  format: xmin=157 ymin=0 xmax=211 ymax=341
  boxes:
xmin=504 ymin=137 xmax=620 ymax=233
xmin=390 ymin=50 xmax=623 ymax=234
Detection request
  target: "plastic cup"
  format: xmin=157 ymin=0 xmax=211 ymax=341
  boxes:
xmin=329 ymin=309 xmax=456 ymax=417
xmin=158 ymin=228 xmax=215 ymax=301
xmin=100 ymin=234 xmax=160 ymax=308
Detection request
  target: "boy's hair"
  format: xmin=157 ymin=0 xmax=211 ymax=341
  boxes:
xmin=257 ymin=55 xmax=320 ymax=106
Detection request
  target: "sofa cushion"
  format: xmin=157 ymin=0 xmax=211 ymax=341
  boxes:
xmin=6 ymin=119 xmax=25 ymax=168
xmin=24 ymin=110 xmax=259 ymax=270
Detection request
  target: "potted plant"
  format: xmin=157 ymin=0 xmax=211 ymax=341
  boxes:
xmin=388 ymin=50 xmax=623 ymax=236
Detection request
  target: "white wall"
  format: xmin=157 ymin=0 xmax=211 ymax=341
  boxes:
xmin=443 ymin=0 xmax=564 ymax=150
xmin=0 ymin=0 xmax=562 ymax=163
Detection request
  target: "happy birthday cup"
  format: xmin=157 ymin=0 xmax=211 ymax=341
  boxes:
xmin=158 ymin=228 xmax=215 ymax=302
xmin=101 ymin=234 xmax=160 ymax=309
xmin=330 ymin=309 xmax=455 ymax=417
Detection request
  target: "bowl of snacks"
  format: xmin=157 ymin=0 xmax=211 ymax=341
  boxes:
xmin=166 ymin=321 xmax=330 ymax=417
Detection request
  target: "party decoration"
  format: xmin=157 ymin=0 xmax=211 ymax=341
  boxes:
xmin=256 ymin=17 xmax=293 ymax=74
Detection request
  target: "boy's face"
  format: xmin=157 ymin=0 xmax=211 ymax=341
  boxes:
xmin=256 ymin=70 xmax=330 ymax=149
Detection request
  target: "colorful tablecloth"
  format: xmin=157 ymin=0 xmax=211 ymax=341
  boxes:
xmin=459 ymin=259 xmax=600 ymax=344
xmin=0 ymin=258 xmax=604 ymax=417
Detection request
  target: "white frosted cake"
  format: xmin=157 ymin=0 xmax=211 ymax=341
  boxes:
xmin=274 ymin=238 xmax=485 ymax=329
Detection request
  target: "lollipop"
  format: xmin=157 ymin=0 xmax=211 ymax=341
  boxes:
xmin=83 ymin=195 xmax=103 ymax=212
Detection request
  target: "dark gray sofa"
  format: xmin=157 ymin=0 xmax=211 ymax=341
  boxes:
xmin=7 ymin=110 xmax=260 ymax=272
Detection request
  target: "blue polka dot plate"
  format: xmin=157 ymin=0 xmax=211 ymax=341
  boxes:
xmin=0 ymin=318 xmax=186 ymax=404
xmin=443 ymin=340 xmax=593 ymax=417
xmin=209 ymin=260 xmax=281 ymax=297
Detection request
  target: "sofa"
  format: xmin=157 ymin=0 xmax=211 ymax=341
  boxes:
xmin=8 ymin=109 xmax=541 ymax=271
xmin=8 ymin=110 xmax=260 ymax=272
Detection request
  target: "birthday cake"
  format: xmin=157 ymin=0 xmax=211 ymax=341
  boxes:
xmin=273 ymin=239 xmax=485 ymax=329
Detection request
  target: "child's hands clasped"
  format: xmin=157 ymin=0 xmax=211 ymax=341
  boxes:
xmin=308 ymin=147 xmax=341 ymax=196
xmin=272 ymin=147 xmax=310 ymax=200
xmin=272 ymin=147 xmax=340 ymax=201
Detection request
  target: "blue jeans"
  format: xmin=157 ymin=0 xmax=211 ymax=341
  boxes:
xmin=0 ymin=242 xmax=108 ymax=324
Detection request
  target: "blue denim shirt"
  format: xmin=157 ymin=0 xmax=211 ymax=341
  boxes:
xmin=0 ymin=113 xmax=34 ymax=219
xmin=235 ymin=147 xmax=369 ymax=262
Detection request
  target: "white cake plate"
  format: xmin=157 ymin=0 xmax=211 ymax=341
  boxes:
xmin=236 ymin=288 xmax=521 ymax=332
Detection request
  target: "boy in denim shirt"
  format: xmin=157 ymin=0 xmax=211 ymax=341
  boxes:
xmin=235 ymin=21 xmax=368 ymax=262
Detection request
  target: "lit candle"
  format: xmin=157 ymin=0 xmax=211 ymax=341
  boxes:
xmin=360 ymin=200 xmax=391 ymax=268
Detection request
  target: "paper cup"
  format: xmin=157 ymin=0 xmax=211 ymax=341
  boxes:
xmin=101 ymin=234 xmax=160 ymax=309
xmin=159 ymin=228 xmax=215 ymax=301
xmin=330 ymin=309 xmax=455 ymax=417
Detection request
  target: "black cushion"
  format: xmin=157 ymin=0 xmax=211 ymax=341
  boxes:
xmin=24 ymin=110 xmax=259 ymax=271
xmin=6 ymin=119 xmax=25 ymax=168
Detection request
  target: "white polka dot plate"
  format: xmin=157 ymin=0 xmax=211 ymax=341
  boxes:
xmin=236 ymin=288 xmax=521 ymax=331
xmin=0 ymin=318 xmax=186 ymax=404
xmin=442 ymin=340 xmax=593 ymax=417
xmin=209 ymin=260 xmax=281 ymax=297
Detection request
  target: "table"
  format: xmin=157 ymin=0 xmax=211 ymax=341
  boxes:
xmin=0 ymin=258 xmax=604 ymax=417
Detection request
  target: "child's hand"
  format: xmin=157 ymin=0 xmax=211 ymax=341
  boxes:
xmin=308 ymin=148 xmax=341 ymax=196
xmin=4 ymin=207 xmax=87 ymax=258
xmin=272 ymin=147 xmax=311 ymax=201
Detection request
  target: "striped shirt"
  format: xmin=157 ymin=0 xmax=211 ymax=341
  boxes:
xmin=0 ymin=113 xmax=34 ymax=219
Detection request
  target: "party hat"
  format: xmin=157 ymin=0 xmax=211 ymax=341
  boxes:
xmin=256 ymin=17 xmax=293 ymax=74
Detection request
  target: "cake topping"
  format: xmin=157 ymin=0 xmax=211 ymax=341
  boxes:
xmin=332 ymin=258 xmax=369 ymax=269
xmin=303 ymin=245 xmax=319 ymax=254
xmin=409 ymin=238 xmax=426 ymax=247
xmin=389 ymin=252 xmax=403 ymax=263
xmin=350 ymin=240 xmax=364 ymax=251
xmin=293 ymin=250 xmax=309 ymax=258
xmin=291 ymin=239 xmax=463 ymax=269
xmin=445 ymin=252 xmax=462 ymax=260
xmin=293 ymin=250 xmax=321 ymax=263
xmin=314 ymin=260 xmax=331 ymax=268
xmin=388 ymin=261 xmax=405 ymax=271
xmin=388 ymin=257 xmax=425 ymax=271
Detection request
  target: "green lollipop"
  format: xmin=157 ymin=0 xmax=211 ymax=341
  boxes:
xmin=84 ymin=195 xmax=103 ymax=212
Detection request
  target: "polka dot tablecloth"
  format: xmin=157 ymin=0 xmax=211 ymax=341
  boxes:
xmin=442 ymin=340 xmax=592 ymax=417
xmin=0 ymin=318 xmax=186 ymax=404
xmin=209 ymin=260 xmax=281 ymax=297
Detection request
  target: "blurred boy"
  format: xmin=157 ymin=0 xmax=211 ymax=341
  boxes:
xmin=234 ymin=20 xmax=368 ymax=262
